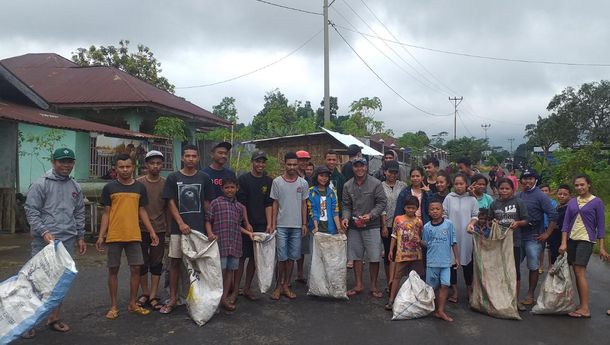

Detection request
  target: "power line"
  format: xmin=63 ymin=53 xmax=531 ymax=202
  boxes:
xmin=331 ymin=24 xmax=451 ymax=118
xmin=254 ymin=0 xmax=322 ymax=16
xmin=457 ymin=111 xmax=475 ymax=137
xmin=334 ymin=24 xmax=610 ymax=67
xmin=176 ymin=29 xmax=322 ymax=89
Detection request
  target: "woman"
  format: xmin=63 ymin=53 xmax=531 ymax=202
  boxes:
xmin=428 ymin=171 xmax=451 ymax=203
xmin=559 ymin=174 xmax=608 ymax=318
xmin=394 ymin=167 xmax=430 ymax=224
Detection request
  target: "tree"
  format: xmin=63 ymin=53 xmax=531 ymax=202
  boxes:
xmin=431 ymin=131 xmax=449 ymax=147
xmin=342 ymin=97 xmax=393 ymax=136
xmin=444 ymin=137 xmax=489 ymax=163
xmin=250 ymin=89 xmax=317 ymax=138
xmin=212 ymin=97 xmax=238 ymax=123
xmin=523 ymin=115 xmax=562 ymax=159
xmin=316 ymin=96 xmax=339 ymax=128
xmin=397 ymin=131 xmax=430 ymax=156
xmin=72 ymin=40 xmax=175 ymax=93
xmin=153 ymin=117 xmax=186 ymax=141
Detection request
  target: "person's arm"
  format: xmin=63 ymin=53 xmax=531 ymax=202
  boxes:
xmin=558 ymin=231 xmax=568 ymax=255
xmin=341 ymin=183 xmax=352 ymax=229
xmin=537 ymin=194 xmax=558 ymax=242
xmin=271 ymin=199 xmax=279 ymax=232
xmin=388 ymin=237 xmax=396 ymax=262
xmin=74 ymin=186 xmax=86 ymax=254
xmin=452 ymin=244 xmax=460 ymax=267
xmin=23 ymin=182 xmax=52 ymax=242
xmin=167 ymin=199 xmax=190 ymax=234
xmin=301 ymin=198 xmax=308 ymax=237
xmin=595 ymin=200 xmax=608 ymax=259
xmin=265 ymin=205 xmax=273 ymax=233
xmin=241 ymin=204 xmax=253 ymax=232
xmin=381 ymin=214 xmax=389 ymax=238
xmin=139 ymin=207 xmax=159 ymax=246
xmin=96 ymin=206 xmax=111 ymax=252
xmin=204 ymin=221 xmax=216 ymax=241
xmin=466 ymin=199 xmax=478 ymax=233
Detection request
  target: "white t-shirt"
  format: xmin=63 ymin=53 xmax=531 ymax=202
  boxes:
xmin=319 ymin=196 xmax=328 ymax=221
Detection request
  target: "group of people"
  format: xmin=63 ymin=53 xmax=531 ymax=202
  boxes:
xmin=20 ymin=141 xmax=607 ymax=338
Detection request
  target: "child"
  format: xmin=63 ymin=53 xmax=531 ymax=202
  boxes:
xmin=385 ymin=196 xmax=424 ymax=310
xmin=428 ymin=171 xmax=451 ymax=203
xmin=96 ymin=153 xmax=159 ymax=320
xmin=548 ymin=184 xmax=571 ymax=265
xmin=421 ymin=200 xmax=459 ymax=322
xmin=473 ymin=209 xmax=491 ymax=238
xmin=488 ymin=177 xmax=528 ymax=310
xmin=539 ymin=184 xmax=559 ymax=272
xmin=470 ymin=174 xmax=494 ymax=209
xmin=205 ymin=176 xmax=253 ymax=311
xmin=307 ymin=166 xmax=343 ymax=234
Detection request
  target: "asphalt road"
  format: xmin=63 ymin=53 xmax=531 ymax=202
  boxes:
xmin=2 ymin=233 xmax=610 ymax=345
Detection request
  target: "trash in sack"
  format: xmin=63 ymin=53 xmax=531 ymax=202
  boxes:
xmin=392 ymin=270 xmax=435 ymax=320
xmin=181 ymin=232 xmax=223 ymax=326
xmin=307 ymin=232 xmax=348 ymax=300
xmin=532 ymin=253 xmax=575 ymax=315
xmin=0 ymin=241 xmax=77 ymax=344
xmin=252 ymin=232 xmax=276 ymax=294
xmin=470 ymin=221 xmax=521 ymax=320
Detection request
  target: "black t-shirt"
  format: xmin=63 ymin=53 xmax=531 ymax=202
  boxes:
xmin=341 ymin=161 xmax=354 ymax=181
xmin=236 ymin=172 xmax=273 ymax=227
xmin=162 ymin=171 xmax=214 ymax=234
xmin=202 ymin=166 xmax=237 ymax=199
xmin=489 ymin=197 xmax=528 ymax=247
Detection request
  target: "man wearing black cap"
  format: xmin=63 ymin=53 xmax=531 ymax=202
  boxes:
xmin=203 ymin=141 xmax=236 ymax=199
xmin=516 ymin=169 xmax=557 ymax=308
xmin=233 ymin=151 xmax=274 ymax=301
xmin=342 ymin=144 xmax=362 ymax=181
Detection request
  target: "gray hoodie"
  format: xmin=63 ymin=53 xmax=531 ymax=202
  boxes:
xmin=25 ymin=169 xmax=85 ymax=240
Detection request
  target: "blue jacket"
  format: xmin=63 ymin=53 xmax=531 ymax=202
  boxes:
xmin=307 ymin=185 xmax=339 ymax=234
xmin=394 ymin=186 xmax=430 ymax=224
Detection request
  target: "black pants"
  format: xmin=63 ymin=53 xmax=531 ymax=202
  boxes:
xmin=450 ymin=260 xmax=473 ymax=286
xmin=140 ymin=232 xmax=165 ymax=276
xmin=547 ymin=230 xmax=562 ymax=265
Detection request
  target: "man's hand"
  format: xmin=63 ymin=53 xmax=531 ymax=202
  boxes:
xmin=381 ymin=227 xmax=389 ymax=238
xmin=509 ymin=221 xmax=517 ymax=230
xmin=150 ymin=232 xmax=159 ymax=247
xmin=301 ymin=225 xmax=308 ymax=237
xmin=179 ymin=223 xmax=191 ymax=235
xmin=454 ymin=259 xmax=460 ymax=268
xmin=246 ymin=224 xmax=254 ymax=233
xmin=360 ymin=214 xmax=371 ymax=223
xmin=341 ymin=219 xmax=349 ymax=230
xmin=207 ymin=232 xmax=217 ymax=241
xmin=467 ymin=224 xmax=475 ymax=234
xmin=266 ymin=224 xmax=274 ymax=234
xmin=95 ymin=237 xmax=105 ymax=253
xmin=43 ymin=232 xmax=54 ymax=244
xmin=535 ymin=231 xmax=550 ymax=243
xmin=78 ymin=239 xmax=87 ymax=255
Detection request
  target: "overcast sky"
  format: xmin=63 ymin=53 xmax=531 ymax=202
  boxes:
xmin=2 ymin=0 xmax=610 ymax=149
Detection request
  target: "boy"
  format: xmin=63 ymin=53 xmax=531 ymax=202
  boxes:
xmin=385 ymin=196 xmax=423 ymax=310
xmin=473 ymin=209 xmax=491 ymax=238
xmin=421 ymin=200 xmax=459 ymax=322
xmin=205 ymin=177 xmax=253 ymax=311
xmin=96 ymin=153 xmax=159 ymax=320
xmin=548 ymin=184 xmax=571 ymax=265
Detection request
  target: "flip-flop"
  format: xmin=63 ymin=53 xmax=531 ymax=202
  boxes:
xmin=128 ymin=305 xmax=151 ymax=316
xmin=105 ymin=308 xmax=119 ymax=320
xmin=159 ymin=304 xmax=175 ymax=314
xmin=149 ymin=298 xmax=163 ymax=311
xmin=47 ymin=320 xmax=70 ymax=333
xmin=370 ymin=290 xmax=383 ymax=299
xmin=347 ymin=289 xmax=363 ymax=297
xmin=384 ymin=302 xmax=393 ymax=311
xmin=221 ymin=300 xmax=236 ymax=311
xmin=568 ymin=311 xmax=591 ymax=318
xmin=136 ymin=294 xmax=150 ymax=307
xmin=520 ymin=297 xmax=535 ymax=306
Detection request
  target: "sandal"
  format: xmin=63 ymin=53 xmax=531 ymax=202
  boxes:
xmin=128 ymin=305 xmax=151 ymax=316
xmin=270 ymin=289 xmax=281 ymax=300
xmin=149 ymin=298 xmax=163 ymax=311
xmin=347 ymin=289 xmax=363 ymax=297
xmin=281 ymin=289 xmax=297 ymax=299
xmin=21 ymin=329 xmax=36 ymax=339
xmin=370 ymin=290 xmax=383 ymax=299
xmin=159 ymin=304 xmax=175 ymax=314
xmin=520 ymin=297 xmax=535 ymax=306
xmin=221 ymin=300 xmax=236 ymax=311
xmin=243 ymin=290 xmax=258 ymax=301
xmin=47 ymin=319 xmax=70 ymax=332
xmin=136 ymin=294 xmax=150 ymax=307
xmin=105 ymin=308 xmax=119 ymax=320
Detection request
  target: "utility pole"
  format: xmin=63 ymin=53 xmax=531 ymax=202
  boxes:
xmin=508 ymin=138 xmax=515 ymax=166
xmin=449 ymin=96 xmax=463 ymax=140
xmin=481 ymin=123 xmax=491 ymax=140
xmin=323 ymin=0 xmax=330 ymax=127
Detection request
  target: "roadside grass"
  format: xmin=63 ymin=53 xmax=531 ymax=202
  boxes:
xmin=593 ymin=205 xmax=610 ymax=254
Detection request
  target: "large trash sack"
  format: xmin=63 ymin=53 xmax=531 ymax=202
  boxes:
xmin=181 ymin=232 xmax=223 ymax=326
xmin=531 ymin=253 xmax=575 ymax=315
xmin=392 ymin=270 xmax=435 ymax=320
xmin=470 ymin=221 xmax=521 ymax=320
xmin=252 ymin=232 xmax=276 ymax=294
xmin=307 ymin=232 xmax=348 ymax=300
xmin=0 ymin=241 xmax=77 ymax=344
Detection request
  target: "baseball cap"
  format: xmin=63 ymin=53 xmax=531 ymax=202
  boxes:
xmin=520 ymin=169 xmax=538 ymax=180
xmin=347 ymin=144 xmax=362 ymax=156
xmin=296 ymin=150 xmax=311 ymax=159
xmin=385 ymin=160 xmax=400 ymax=172
xmin=314 ymin=165 xmax=331 ymax=175
xmin=145 ymin=150 xmax=164 ymax=162
xmin=212 ymin=141 xmax=232 ymax=151
xmin=251 ymin=151 xmax=268 ymax=161
xmin=52 ymin=147 xmax=75 ymax=160
xmin=352 ymin=157 xmax=368 ymax=165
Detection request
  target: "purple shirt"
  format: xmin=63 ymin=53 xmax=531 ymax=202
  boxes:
xmin=561 ymin=196 xmax=605 ymax=242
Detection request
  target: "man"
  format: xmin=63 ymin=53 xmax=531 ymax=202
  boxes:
xmin=341 ymin=144 xmax=362 ymax=181
xmin=203 ymin=141 xmax=236 ymax=199
xmin=305 ymin=162 xmax=315 ymax=185
xmin=517 ymin=169 xmax=558 ymax=308
xmin=342 ymin=157 xmax=387 ymax=298
xmin=234 ymin=151 xmax=274 ymax=301
xmin=23 ymin=147 xmax=86 ymax=338
xmin=270 ymin=152 xmax=309 ymax=300
xmin=296 ymin=150 xmax=311 ymax=182
xmin=325 ymin=149 xmax=346 ymax=205
xmin=160 ymin=144 xmax=214 ymax=314
xmin=373 ymin=150 xmax=397 ymax=182
xmin=423 ymin=157 xmax=440 ymax=194
xmin=456 ymin=157 xmax=476 ymax=184
xmin=136 ymin=150 xmax=168 ymax=311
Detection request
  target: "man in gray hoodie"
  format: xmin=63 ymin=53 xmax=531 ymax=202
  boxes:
xmin=23 ymin=147 xmax=86 ymax=337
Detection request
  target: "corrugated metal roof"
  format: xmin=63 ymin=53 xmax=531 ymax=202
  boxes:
xmin=0 ymin=100 xmax=161 ymax=139
xmin=0 ymin=53 xmax=230 ymax=126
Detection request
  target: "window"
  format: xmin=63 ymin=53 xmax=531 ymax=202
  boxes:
xmin=151 ymin=140 xmax=174 ymax=171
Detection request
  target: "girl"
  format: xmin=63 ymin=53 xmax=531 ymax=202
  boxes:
xmin=559 ymin=174 xmax=608 ymax=318
xmin=470 ymin=174 xmax=494 ymax=209
xmin=394 ymin=167 xmax=430 ymax=224
xmin=307 ymin=166 xmax=342 ymax=235
xmin=443 ymin=173 xmax=478 ymax=303
xmin=489 ymin=177 xmax=529 ymax=310
xmin=428 ymin=171 xmax=451 ymax=203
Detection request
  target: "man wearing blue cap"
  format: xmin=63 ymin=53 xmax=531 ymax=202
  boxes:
xmin=23 ymin=147 xmax=86 ymax=338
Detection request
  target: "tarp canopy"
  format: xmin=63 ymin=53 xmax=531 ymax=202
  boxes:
xmin=321 ymin=127 xmax=383 ymax=156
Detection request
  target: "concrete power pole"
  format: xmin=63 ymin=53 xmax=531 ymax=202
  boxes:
xmin=508 ymin=138 xmax=515 ymax=166
xmin=481 ymin=123 xmax=491 ymax=140
xmin=323 ymin=0 xmax=330 ymax=127
xmin=449 ymin=96 xmax=463 ymax=140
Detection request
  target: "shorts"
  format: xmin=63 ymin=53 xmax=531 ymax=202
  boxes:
xmin=276 ymin=227 xmax=302 ymax=262
xmin=140 ymin=232 xmax=166 ymax=276
xmin=394 ymin=260 xmax=424 ymax=279
xmin=221 ymin=256 xmax=240 ymax=270
xmin=567 ymin=239 xmax=593 ymax=267
xmin=242 ymin=225 xmax=267 ymax=258
xmin=347 ymin=228 xmax=382 ymax=263
xmin=106 ymin=242 xmax=144 ymax=268
xmin=32 ymin=235 xmax=76 ymax=258
xmin=520 ymin=239 xmax=542 ymax=271
xmin=426 ymin=266 xmax=451 ymax=288
xmin=301 ymin=231 xmax=311 ymax=255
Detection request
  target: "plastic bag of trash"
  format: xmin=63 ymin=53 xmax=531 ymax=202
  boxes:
xmin=0 ymin=241 xmax=77 ymax=343
xmin=181 ymin=232 xmax=223 ymax=326
xmin=471 ymin=221 xmax=521 ymax=320
xmin=307 ymin=232 xmax=348 ymax=300
xmin=252 ymin=232 xmax=276 ymax=294
xmin=392 ymin=270 xmax=435 ymax=320
xmin=531 ymin=253 xmax=575 ymax=315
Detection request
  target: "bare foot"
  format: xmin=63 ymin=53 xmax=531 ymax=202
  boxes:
xmin=434 ymin=311 xmax=454 ymax=322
